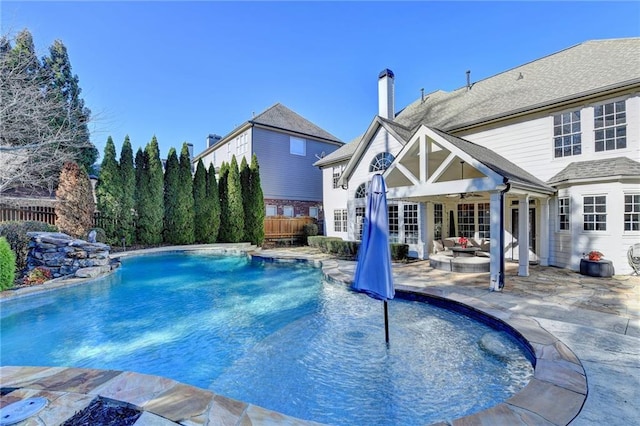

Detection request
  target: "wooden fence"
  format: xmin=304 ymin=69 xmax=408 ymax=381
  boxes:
xmin=264 ymin=216 xmax=315 ymax=241
xmin=0 ymin=205 xmax=56 ymax=225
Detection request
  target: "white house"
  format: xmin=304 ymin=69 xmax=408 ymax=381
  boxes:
xmin=315 ymin=38 xmax=640 ymax=287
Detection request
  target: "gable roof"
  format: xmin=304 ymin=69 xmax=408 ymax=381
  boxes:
xmin=250 ymin=103 xmax=342 ymax=143
xmin=429 ymin=128 xmax=555 ymax=193
xmin=395 ymin=38 xmax=640 ymax=132
xmin=548 ymin=157 xmax=640 ymax=185
xmin=194 ymin=103 xmax=342 ymax=161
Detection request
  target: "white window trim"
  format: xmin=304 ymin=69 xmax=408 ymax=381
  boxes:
xmin=623 ymin=192 xmax=640 ymax=233
xmin=290 ymin=136 xmax=306 ymax=156
xmin=582 ymin=194 xmax=608 ymax=233
xmin=557 ymin=196 xmax=571 ymax=232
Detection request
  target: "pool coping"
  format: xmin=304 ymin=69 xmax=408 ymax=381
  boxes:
xmin=0 ymin=247 xmax=586 ymax=425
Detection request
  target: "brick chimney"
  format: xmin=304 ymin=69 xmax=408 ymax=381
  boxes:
xmin=378 ymin=68 xmax=395 ymax=120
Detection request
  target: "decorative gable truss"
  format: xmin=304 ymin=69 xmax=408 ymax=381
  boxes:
xmin=384 ymin=125 xmax=505 ymax=200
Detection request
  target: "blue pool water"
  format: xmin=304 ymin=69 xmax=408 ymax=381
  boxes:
xmin=0 ymin=253 xmax=533 ymax=425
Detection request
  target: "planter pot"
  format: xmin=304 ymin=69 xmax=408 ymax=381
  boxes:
xmin=579 ymin=259 xmax=614 ymax=278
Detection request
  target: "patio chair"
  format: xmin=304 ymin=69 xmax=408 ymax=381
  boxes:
xmin=628 ymin=243 xmax=640 ymax=275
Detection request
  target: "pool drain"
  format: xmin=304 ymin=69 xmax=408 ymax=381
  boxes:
xmin=0 ymin=397 xmax=48 ymax=426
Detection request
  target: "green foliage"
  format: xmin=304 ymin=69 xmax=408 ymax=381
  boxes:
xmin=137 ymin=137 xmax=164 ymax=245
xmin=0 ymin=221 xmax=57 ymax=272
xmin=0 ymin=236 xmax=16 ymax=290
xmin=96 ymin=136 xmax=121 ymax=243
xmin=217 ymin=162 xmax=230 ymax=242
xmin=119 ymin=136 xmax=136 ymax=245
xmin=41 ymin=39 xmax=97 ymax=171
xmin=193 ymin=160 xmax=209 ymax=243
xmin=55 ymin=162 xmax=95 ymax=238
xmin=163 ymin=147 xmax=180 ymax=243
xmin=134 ymin=147 xmax=145 ymax=243
xmin=225 ymin=156 xmax=245 ymax=242
xmin=247 ymin=154 xmax=265 ymax=245
xmin=207 ymin=163 xmax=221 ymax=242
xmin=390 ymin=243 xmax=409 ymax=261
xmin=308 ymin=236 xmax=343 ymax=252
xmin=302 ymin=223 xmax=319 ymax=245
xmin=176 ymin=142 xmax=195 ymax=244
xmin=240 ymin=157 xmax=251 ymax=242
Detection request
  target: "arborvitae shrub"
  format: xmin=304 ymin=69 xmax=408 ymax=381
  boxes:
xmin=0 ymin=236 xmax=17 ymax=290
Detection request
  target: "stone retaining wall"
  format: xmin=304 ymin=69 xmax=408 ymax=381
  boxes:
xmin=26 ymin=232 xmax=119 ymax=279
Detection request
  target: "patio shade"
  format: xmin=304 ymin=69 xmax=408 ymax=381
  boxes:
xmin=353 ymin=174 xmax=394 ymax=343
xmin=353 ymin=174 xmax=395 ymax=301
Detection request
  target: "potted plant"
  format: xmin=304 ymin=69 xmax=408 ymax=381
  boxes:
xmin=587 ymin=250 xmax=604 ymax=261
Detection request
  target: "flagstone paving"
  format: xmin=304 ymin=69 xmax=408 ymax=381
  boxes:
xmin=1 ymin=245 xmax=638 ymax=425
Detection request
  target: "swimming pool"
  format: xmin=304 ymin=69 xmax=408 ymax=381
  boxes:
xmin=0 ymin=252 xmax=533 ymax=425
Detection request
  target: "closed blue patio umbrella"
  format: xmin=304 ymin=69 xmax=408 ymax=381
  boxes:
xmin=353 ymin=174 xmax=395 ymax=344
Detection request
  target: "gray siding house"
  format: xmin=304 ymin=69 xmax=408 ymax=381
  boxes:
xmin=193 ymin=103 xmax=343 ymax=222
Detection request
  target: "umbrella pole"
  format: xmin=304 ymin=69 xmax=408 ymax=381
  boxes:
xmin=384 ymin=300 xmax=390 ymax=344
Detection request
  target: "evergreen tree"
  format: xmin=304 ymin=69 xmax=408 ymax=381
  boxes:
xmin=163 ymin=148 xmax=180 ymax=243
xmin=133 ymin=148 xmax=146 ymax=243
xmin=193 ymin=160 xmax=210 ymax=243
xmin=240 ymin=156 xmax=252 ymax=242
xmin=55 ymin=162 xmax=95 ymax=238
xmin=177 ymin=142 xmax=195 ymax=244
xmin=6 ymin=29 xmax=40 ymax=77
xmin=217 ymin=162 xmax=230 ymax=242
xmin=95 ymin=136 xmax=121 ymax=243
xmin=226 ymin=155 xmax=245 ymax=242
xmin=137 ymin=137 xmax=164 ymax=245
xmin=207 ymin=163 xmax=221 ymax=243
xmin=248 ymin=154 xmax=265 ymax=245
xmin=119 ymin=136 xmax=136 ymax=245
xmin=41 ymin=39 xmax=97 ymax=172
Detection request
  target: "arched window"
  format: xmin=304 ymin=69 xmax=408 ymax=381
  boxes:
xmin=355 ymin=183 xmax=367 ymax=199
xmin=369 ymin=152 xmax=395 ymax=172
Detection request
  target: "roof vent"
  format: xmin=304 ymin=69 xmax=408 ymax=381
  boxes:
xmin=466 ymin=70 xmax=471 ymax=90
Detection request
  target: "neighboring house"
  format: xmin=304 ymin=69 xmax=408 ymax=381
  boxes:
xmin=193 ymin=103 xmax=343 ymax=222
xmin=315 ymin=38 xmax=640 ymax=284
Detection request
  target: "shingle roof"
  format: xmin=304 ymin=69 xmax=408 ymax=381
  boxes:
xmin=313 ymin=134 xmax=362 ymax=166
xmin=395 ymin=38 xmax=640 ymax=132
xmin=548 ymin=157 xmax=640 ymax=184
xmin=430 ymin=128 xmax=555 ymax=193
xmin=251 ymin=103 xmax=342 ymax=143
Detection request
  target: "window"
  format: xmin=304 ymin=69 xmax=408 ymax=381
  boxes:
xmin=266 ymin=205 xmax=277 ymax=216
xmin=433 ymin=203 xmax=443 ymax=240
xmin=236 ymin=134 xmax=248 ymax=155
xmin=478 ymin=203 xmax=490 ymax=239
xmin=553 ymin=111 xmax=581 ymax=157
xmin=594 ymin=101 xmax=626 ymax=151
xmin=355 ymin=183 xmax=366 ymax=199
xmin=388 ymin=204 xmax=399 ymax=243
xmin=624 ymin=194 xmax=640 ymax=231
xmin=558 ymin=197 xmax=570 ymax=231
xmin=583 ymin=195 xmax=606 ymax=231
xmin=283 ymin=206 xmax=294 ymax=217
xmin=290 ymin=136 xmax=306 ymax=156
xmin=369 ymin=152 xmax=394 ymax=172
xmin=332 ymin=165 xmax=343 ymax=189
xmin=355 ymin=207 xmax=365 ymax=240
xmin=334 ymin=209 xmax=347 ymax=232
xmin=457 ymin=203 xmax=475 ymax=237
xmin=309 ymin=206 xmax=319 ymax=219
xmin=404 ymin=204 xmax=418 ymax=244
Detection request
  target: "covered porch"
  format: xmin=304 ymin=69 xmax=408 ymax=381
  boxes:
xmin=382 ymin=126 xmax=555 ymax=291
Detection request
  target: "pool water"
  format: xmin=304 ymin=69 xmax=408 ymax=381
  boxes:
xmin=0 ymin=253 xmax=533 ymax=425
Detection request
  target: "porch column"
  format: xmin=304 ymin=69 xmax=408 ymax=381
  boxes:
xmin=489 ymin=191 xmax=503 ymax=291
xmin=518 ymin=194 xmax=530 ymax=276
xmin=539 ymin=197 xmax=550 ymax=266
xmin=424 ymin=202 xmax=434 ymax=260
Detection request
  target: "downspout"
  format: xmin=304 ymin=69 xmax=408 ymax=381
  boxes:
xmin=498 ymin=181 xmax=511 ymax=290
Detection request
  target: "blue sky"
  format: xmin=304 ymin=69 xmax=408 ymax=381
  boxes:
xmin=2 ymin=1 xmax=639 ymax=162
